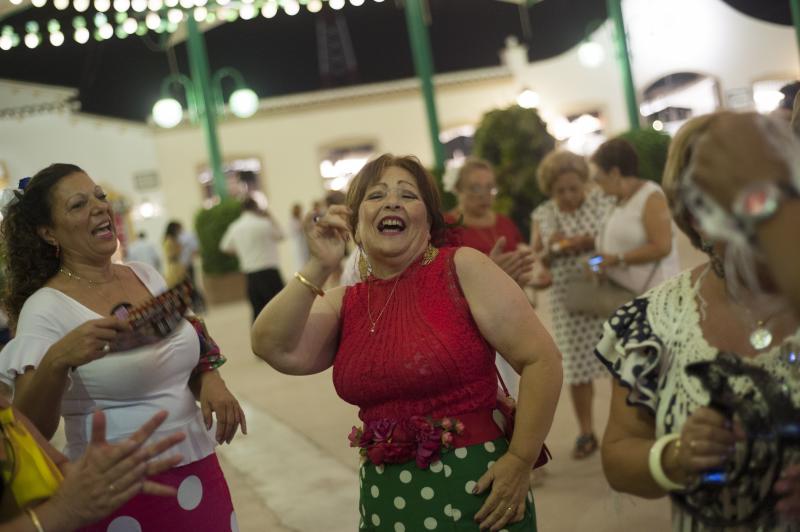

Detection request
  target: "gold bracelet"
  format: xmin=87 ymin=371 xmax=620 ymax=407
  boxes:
xmin=25 ymin=508 xmax=45 ymax=532
xmin=294 ymin=272 xmax=325 ymax=297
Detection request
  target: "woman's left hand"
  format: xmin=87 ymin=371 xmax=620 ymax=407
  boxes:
xmin=473 ymin=451 xmax=531 ymax=531
xmin=775 ymin=464 xmax=800 ymax=520
xmin=197 ymin=372 xmax=247 ymax=444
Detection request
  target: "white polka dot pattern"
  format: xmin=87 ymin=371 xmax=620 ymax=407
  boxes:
xmin=424 ymin=517 xmax=438 ymax=530
xmin=393 ymin=496 xmax=406 ymax=509
xmin=107 ymin=516 xmax=142 ymax=532
xmin=177 ymin=475 xmax=203 ymax=511
xmin=399 ymin=470 xmax=412 ymax=483
xmin=420 ymin=486 xmax=434 ymax=500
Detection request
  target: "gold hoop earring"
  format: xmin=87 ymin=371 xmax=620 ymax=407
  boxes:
xmin=421 ymin=243 xmax=438 ymax=266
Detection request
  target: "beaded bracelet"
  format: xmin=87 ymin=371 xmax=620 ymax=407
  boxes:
xmin=649 ymin=433 xmax=687 ymax=492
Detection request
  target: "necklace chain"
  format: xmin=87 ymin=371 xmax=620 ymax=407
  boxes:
xmin=59 ymin=266 xmax=115 ymax=287
xmin=366 ymin=275 xmax=401 ymax=334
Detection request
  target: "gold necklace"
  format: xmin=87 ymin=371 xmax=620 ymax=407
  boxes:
xmin=59 ymin=266 xmax=115 ymax=288
xmin=367 ymin=275 xmax=401 ymax=334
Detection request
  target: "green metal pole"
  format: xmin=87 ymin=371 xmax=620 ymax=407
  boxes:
xmin=404 ymin=0 xmax=445 ymax=173
xmin=607 ymin=0 xmax=639 ymax=130
xmin=791 ymin=0 xmax=800 ymax=67
xmin=186 ymin=17 xmax=227 ymax=198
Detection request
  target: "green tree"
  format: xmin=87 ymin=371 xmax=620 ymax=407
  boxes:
xmin=194 ymin=198 xmax=241 ymax=275
xmin=473 ymin=105 xmax=556 ymax=240
xmin=617 ymin=128 xmax=671 ymax=183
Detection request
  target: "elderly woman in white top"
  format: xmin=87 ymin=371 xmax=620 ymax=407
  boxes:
xmin=590 ymin=138 xmax=680 ymax=294
xmin=0 ymin=163 xmax=246 ymax=531
xmin=595 ymin=114 xmax=800 ymax=531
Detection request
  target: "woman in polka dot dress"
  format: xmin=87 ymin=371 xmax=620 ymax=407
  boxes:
xmin=531 ymin=150 xmax=613 ymax=459
xmin=253 ymin=154 xmax=562 ymax=531
xmin=0 ymin=164 xmax=245 ymax=531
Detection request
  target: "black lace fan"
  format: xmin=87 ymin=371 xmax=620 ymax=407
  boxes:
xmin=674 ymin=350 xmax=800 ymax=527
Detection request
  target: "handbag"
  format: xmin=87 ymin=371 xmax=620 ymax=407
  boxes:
xmin=563 ymin=261 xmax=659 ymax=318
xmin=494 ymin=368 xmax=551 ymax=470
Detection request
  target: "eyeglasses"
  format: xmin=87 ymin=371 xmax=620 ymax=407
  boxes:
xmin=463 ymin=185 xmax=498 ymax=196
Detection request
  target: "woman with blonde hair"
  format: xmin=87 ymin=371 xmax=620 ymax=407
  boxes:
xmin=595 ymin=113 xmax=800 ymax=530
xmin=531 ymin=149 xmax=613 ymax=458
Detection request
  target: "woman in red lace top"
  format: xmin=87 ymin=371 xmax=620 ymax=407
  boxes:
xmin=252 ymin=154 xmax=562 ymax=532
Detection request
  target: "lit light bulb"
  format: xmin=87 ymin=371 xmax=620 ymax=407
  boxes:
xmin=113 ymin=0 xmax=129 ymax=11
xmin=261 ymin=2 xmax=277 ymax=17
xmin=24 ymin=32 xmax=41 ymax=48
xmin=0 ymin=35 xmax=13 ymax=50
xmin=239 ymin=4 xmax=255 ymax=19
xmin=167 ymin=8 xmax=183 ymax=23
xmin=350 ymin=0 xmax=364 ymax=5
xmin=147 ymin=0 xmax=163 ymax=10
xmin=194 ymin=0 xmax=206 ymax=6
xmin=99 ymin=23 xmax=113 ymax=39
xmin=9 ymin=0 xmax=22 ymax=5
xmin=31 ymin=0 xmax=47 ymax=7
xmin=652 ymin=120 xmax=664 ymax=131
xmin=329 ymin=0 xmax=344 ymax=9
xmin=516 ymin=89 xmax=540 ymax=109
xmin=54 ymin=0 xmax=70 ymax=10
xmin=49 ymin=30 xmax=65 ymax=45
xmin=193 ymin=7 xmax=206 ymax=21
xmin=146 ymin=12 xmax=161 ymax=29
xmin=179 ymin=0 xmax=193 ymax=8
xmin=307 ymin=0 xmax=322 ymax=12
xmin=283 ymin=0 xmax=299 ymax=15
xmin=578 ymin=41 xmax=605 ymax=68
xmin=229 ymin=88 xmax=258 ymax=118
xmin=122 ymin=17 xmax=137 ymax=33
xmin=130 ymin=0 xmax=147 ymax=11
xmin=73 ymin=0 xmax=90 ymax=11
xmin=152 ymin=98 xmax=183 ymax=128
xmin=94 ymin=0 xmax=111 ymax=11
xmin=74 ymin=26 xmax=90 ymax=43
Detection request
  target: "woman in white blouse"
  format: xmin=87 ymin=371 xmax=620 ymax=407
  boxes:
xmin=0 ymin=164 xmax=246 ymax=531
xmin=595 ymin=115 xmax=800 ymax=530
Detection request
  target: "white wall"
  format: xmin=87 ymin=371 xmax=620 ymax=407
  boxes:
xmin=0 ymin=80 xmax=167 ymax=250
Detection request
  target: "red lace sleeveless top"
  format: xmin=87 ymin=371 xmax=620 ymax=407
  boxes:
xmin=333 ymin=247 xmax=497 ymax=423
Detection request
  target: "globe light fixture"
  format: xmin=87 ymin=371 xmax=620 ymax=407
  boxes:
xmin=73 ymin=0 xmax=90 ymax=11
xmin=152 ymin=98 xmax=183 ymax=128
xmin=516 ymin=88 xmax=540 ymax=109
xmin=330 ymin=0 xmax=345 ymax=9
xmin=98 ymin=23 xmax=113 ymax=39
xmin=229 ymin=88 xmax=258 ymax=118
xmin=74 ymin=26 xmax=90 ymax=43
xmin=94 ymin=0 xmax=111 ymax=12
xmin=24 ymin=32 xmax=41 ymax=48
xmin=239 ymin=4 xmax=256 ymax=19
xmin=50 ymin=30 xmax=65 ymax=46
xmin=146 ymin=12 xmax=161 ymax=29
xmin=307 ymin=0 xmax=322 ymax=12
xmin=54 ymin=0 xmax=70 ymax=10
xmin=578 ymin=41 xmax=605 ymax=68
xmin=261 ymin=2 xmax=278 ymax=17
xmin=283 ymin=0 xmax=299 ymax=16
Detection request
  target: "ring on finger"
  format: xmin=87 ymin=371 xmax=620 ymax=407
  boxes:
xmin=109 ymin=483 xmax=116 ymax=492
xmin=102 ymin=342 xmax=111 ymax=353
xmin=312 ymin=215 xmax=321 ymax=224
xmin=505 ymin=506 xmax=514 ymax=513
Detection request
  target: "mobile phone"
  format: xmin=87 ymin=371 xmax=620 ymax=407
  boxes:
xmin=588 ymin=255 xmax=604 ymax=272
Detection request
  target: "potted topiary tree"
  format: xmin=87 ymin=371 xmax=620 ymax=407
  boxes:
xmin=617 ymin=128 xmax=671 ymax=183
xmin=194 ymin=198 xmax=246 ymax=305
xmin=472 ymin=105 xmax=556 ymax=240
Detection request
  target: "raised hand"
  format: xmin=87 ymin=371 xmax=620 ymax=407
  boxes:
xmin=50 ymin=410 xmax=185 ymax=527
xmin=304 ymin=205 xmax=351 ymax=272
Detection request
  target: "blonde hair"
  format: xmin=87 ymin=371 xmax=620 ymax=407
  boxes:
xmin=662 ymin=114 xmax=717 ymax=250
xmin=454 ymin=157 xmax=494 ymax=191
xmin=536 ymin=150 xmax=589 ymax=197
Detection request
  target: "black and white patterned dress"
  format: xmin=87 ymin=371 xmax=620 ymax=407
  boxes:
xmin=595 ymin=269 xmax=800 ymax=532
xmin=532 ymin=189 xmax=613 ymax=385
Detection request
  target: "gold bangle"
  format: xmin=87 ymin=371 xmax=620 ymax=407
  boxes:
xmin=25 ymin=508 xmax=45 ymax=532
xmin=294 ymin=272 xmax=325 ymax=297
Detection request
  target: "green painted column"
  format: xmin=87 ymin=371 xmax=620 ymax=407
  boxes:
xmin=607 ymin=0 xmax=640 ymax=130
xmin=186 ymin=17 xmax=227 ymax=198
xmin=404 ymin=0 xmax=446 ymax=173
xmin=791 ymin=0 xmax=800 ymax=66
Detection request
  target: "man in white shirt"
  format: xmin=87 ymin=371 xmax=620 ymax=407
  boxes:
xmin=125 ymin=232 xmax=161 ymax=273
xmin=220 ymin=197 xmax=285 ymax=321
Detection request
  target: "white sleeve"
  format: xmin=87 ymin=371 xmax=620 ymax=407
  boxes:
xmin=219 ymin=225 xmax=235 ymax=254
xmin=0 ymin=293 xmax=66 ymax=386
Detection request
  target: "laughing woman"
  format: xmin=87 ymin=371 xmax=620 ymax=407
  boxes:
xmin=252 ymin=154 xmax=562 ymax=532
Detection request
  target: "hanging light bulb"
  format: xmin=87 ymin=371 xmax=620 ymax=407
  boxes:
xmin=193 ymin=7 xmax=206 ymax=21
xmin=113 ymin=0 xmax=130 ymax=11
xmin=194 ymin=0 xmax=206 ymax=6
xmin=131 ymin=0 xmax=147 ymax=11
xmin=147 ymin=0 xmax=163 ymax=10
xmin=74 ymin=26 xmax=90 ymax=43
xmin=350 ymin=0 xmax=364 ymax=5
xmin=98 ymin=22 xmax=113 ymax=39
xmin=31 ymin=0 xmax=47 ymax=7
xmin=260 ymin=1 xmax=277 ymax=18
xmin=0 ymin=34 xmax=13 ymax=51
xmin=229 ymin=88 xmax=258 ymax=118
xmin=24 ymin=32 xmax=41 ymax=48
xmin=122 ymin=17 xmax=137 ymax=33
xmin=152 ymin=98 xmax=183 ymax=128
xmin=49 ymin=30 xmax=65 ymax=46
xmin=179 ymin=0 xmax=193 ymax=8
xmin=73 ymin=0 xmax=90 ymax=11
xmin=239 ymin=4 xmax=256 ymax=19
xmin=94 ymin=0 xmax=111 ymax=11
xmin=329 ymin=0 xmax=345 ymax=9
xmin=164 ymin=0 xmax=178 ymax=7
xmin=8 ymin=0 xmax=23 ymax=5
xmin=283 ymin=0 xmax=299 ymax=15
xmin=54 ymin=0 xmax=70 ymax=10
xmin=145 ymin=12 xmax=161 ymax=29
xmin=307 ymin=0 xmax=322 ymax=13
xmin=167 ymin=8 xmax=183 ymax=23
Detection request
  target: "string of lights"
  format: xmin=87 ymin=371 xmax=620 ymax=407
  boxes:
xmin=0 ymin=96 xmax=80 ymax=119
xmin=0 ymin=0 xmax=385 ymax=51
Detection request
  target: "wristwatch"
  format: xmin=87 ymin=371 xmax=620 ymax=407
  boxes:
xmin=731 ymin=180 xmax=799 ymax=242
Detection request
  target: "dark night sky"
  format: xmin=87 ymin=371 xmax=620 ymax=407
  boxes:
xmin=0 ymin=0 xmax=792 ymax=121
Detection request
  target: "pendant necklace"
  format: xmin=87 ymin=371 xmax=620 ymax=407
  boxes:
xmin=59 ymin=266 xmax=115 ymax=287
xmin=367 ymin=275 xmax=401 ymax=334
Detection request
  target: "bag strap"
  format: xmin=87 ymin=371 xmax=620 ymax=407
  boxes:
xmin=638 ymin=260 xmax=661 ymax=294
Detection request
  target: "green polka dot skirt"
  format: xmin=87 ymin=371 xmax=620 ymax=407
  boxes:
xmin=358 ymin=437 xmax=536 ymax=531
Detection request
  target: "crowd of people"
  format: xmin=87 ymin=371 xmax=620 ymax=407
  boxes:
xmin=0 ymin=85 xmax=797 ymax=531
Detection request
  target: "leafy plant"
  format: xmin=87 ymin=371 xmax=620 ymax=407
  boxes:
xmin=194 ymin=198 xmax=241 ymax=275
xmin=618 ymin=128 xmax=672 ymax=183
xmin=472 ymin=105 xmax=556 ymax=240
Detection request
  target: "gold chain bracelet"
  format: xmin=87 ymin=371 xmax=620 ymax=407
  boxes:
xmin=294 ymin=272 xmax=325 ymax=297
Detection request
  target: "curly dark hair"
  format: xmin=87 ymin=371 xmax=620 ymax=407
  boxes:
xmin=1 ymin=163 xmax=84 ymax=327
xmin=345 ymin=154 xmax=448 ymax=247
